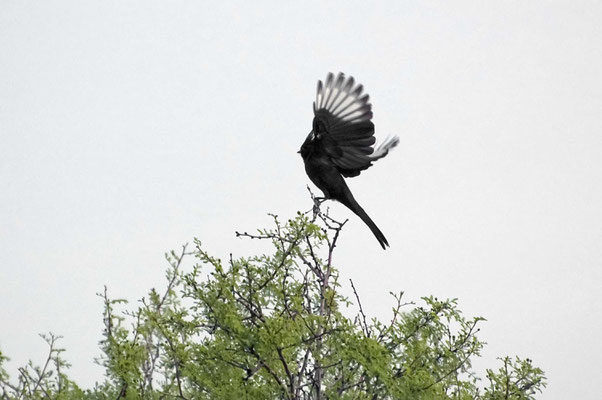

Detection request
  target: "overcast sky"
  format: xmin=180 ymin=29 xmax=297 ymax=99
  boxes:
xmin=1 ymin=1 xmax=601 ymax=398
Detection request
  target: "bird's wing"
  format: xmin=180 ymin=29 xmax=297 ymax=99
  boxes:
xmin=312 ymin=72 xmax=395 ymax=177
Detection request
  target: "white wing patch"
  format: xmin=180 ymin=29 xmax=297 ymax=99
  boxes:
xmin=370 ymin=136 xmax=400 ymax=160
xmin=313 ymin=72 xmax=372 ymax=124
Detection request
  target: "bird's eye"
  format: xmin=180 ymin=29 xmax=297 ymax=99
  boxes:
xmin=315 ymin=120 xmax=326 ymax=134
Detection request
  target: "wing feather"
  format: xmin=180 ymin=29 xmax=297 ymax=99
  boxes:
xmin=312 ymin=72 xmax=397 ymax=177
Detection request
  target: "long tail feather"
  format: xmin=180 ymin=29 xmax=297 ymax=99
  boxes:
xmin=340 ymin=194 xmax=389 ymax=250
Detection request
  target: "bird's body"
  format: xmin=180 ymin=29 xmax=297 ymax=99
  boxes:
xmin=299 ymin=72 xmax=399 ymax=249
xmin=302 ymin=146 xmax=344 ymax=199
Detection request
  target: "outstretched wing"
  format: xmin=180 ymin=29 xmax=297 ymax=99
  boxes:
xmin=312 ymin=72 xmax=397 ymax=177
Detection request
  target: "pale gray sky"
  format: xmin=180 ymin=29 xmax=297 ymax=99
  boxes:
xmin=1 ymin=1 xmax=601 ymax=398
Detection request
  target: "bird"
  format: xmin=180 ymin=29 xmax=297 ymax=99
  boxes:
xmin=298 ymin=72 xmax=399 ymax=249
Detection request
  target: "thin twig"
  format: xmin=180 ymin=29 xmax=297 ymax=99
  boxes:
xmin=350 ymin=279 xmax=370 ymax=337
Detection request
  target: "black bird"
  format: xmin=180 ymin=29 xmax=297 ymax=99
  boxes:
xmin=299 ymin=72 xmax=399 ymax=249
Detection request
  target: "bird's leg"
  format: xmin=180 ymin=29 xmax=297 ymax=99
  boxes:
xmin=305 ymin=186 xmax=328 ymax=217
xmin=304 ymin=197 xmax=326 ymax=216
xmin=312 ymin=197 xmax=326 ymax=217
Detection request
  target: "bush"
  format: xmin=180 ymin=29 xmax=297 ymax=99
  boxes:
xmin=0 ymin=209 xmax=546 ymax=399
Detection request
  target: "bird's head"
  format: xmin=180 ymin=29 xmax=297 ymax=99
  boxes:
xmin=298 ymin=130 xmax=315 ymax=157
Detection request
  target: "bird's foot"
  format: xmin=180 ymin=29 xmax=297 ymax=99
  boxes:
xmin=312 ymin=197 xmax=326 ymax=217
xmin=304 ymin=197 xmax=326 ymax=216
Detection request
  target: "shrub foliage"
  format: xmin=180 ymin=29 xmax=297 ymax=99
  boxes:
xmin=0 ymin=209 xmax=546 ymax=399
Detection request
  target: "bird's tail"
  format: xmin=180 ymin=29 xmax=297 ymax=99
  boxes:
xmin=341 ymin=195 xmax=389 ymax=250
